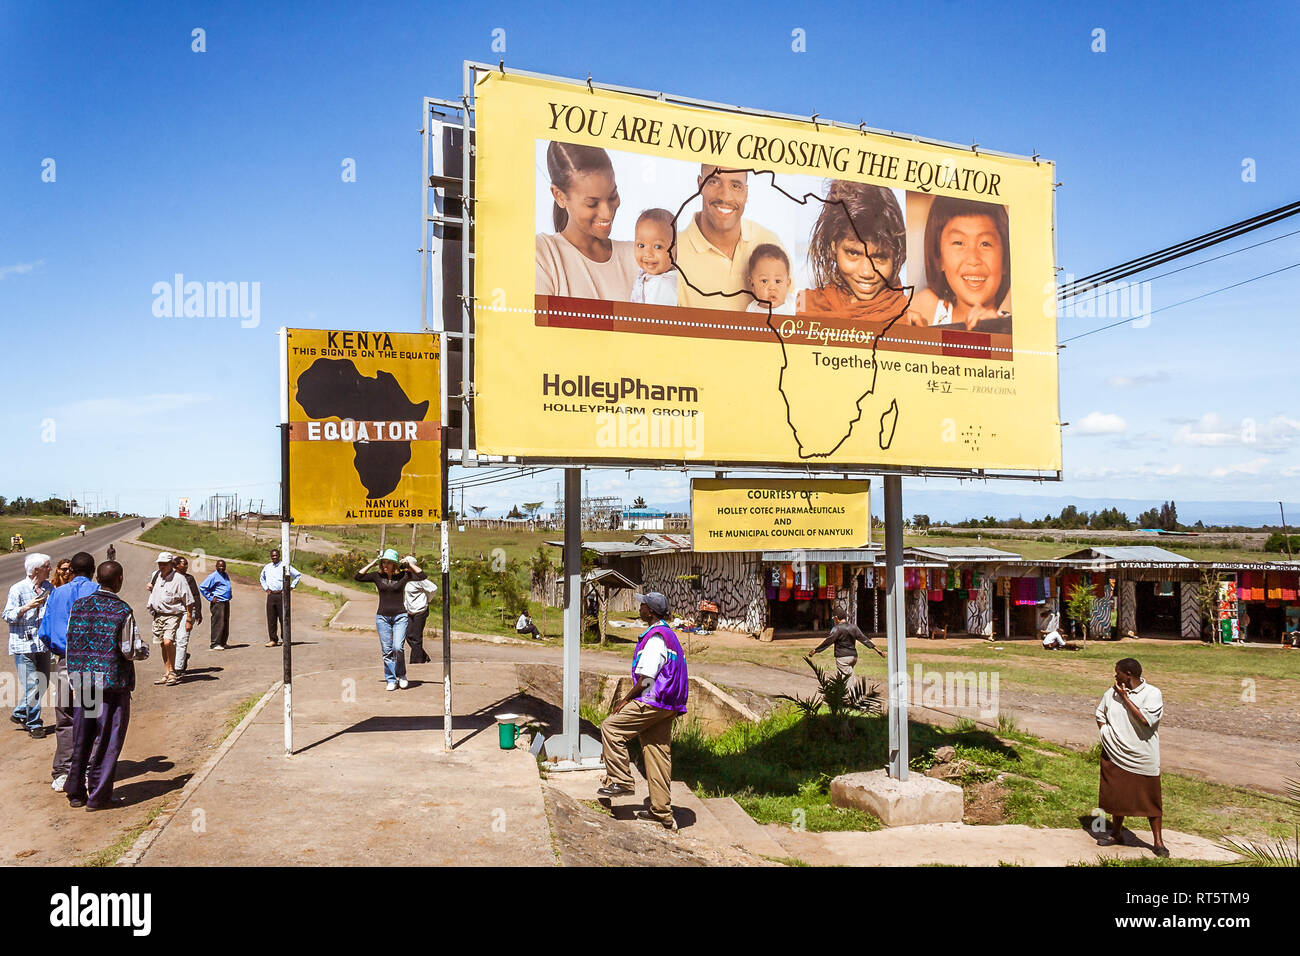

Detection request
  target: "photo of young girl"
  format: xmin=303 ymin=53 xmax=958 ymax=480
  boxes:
xmin=797 ymin=180 xmax=910 ymax=324
xmin=908 ymin=195 xmax=1012 ymax=330
xmin=629 ymin=208 xmax=679 ymax=306
xmin=744 ymin=243 xmax=797 ymax=316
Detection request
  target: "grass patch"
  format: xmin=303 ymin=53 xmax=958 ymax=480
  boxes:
xmin=141 ymin=518 xmax=272 ymax=563
xmin=222 ymin=691 xmax=267 ymax=740
xmin=3 ymin=515 xmax=123 ymax=551
xmin=670 ymin=707 xmax=1292 ymax=845
xmin=82 ymin=805 xmax=164 ymax=867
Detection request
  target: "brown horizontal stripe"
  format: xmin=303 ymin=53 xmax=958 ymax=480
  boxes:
xmin=289 ymin=420 xmax=441 ymax=442
xmin=535 ymin=295 xmax=1012 ymax=362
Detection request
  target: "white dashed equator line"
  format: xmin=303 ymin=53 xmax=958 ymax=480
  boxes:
xmin=474 ymin=304 xmax=1055 ymax=358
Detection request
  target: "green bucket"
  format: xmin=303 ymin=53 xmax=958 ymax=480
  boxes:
xmin=496 ymin=714 xmax=522 ymax=750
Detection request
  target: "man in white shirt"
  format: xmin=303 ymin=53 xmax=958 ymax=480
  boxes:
xmin=259 ymin=548 xmax=301 ymax=648
xmin=145 ymin=553 xmax=193 ymax=686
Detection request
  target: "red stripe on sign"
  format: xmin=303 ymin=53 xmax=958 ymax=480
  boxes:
xmin=533 ymin=295 xmax=1010 ymax=361
xmin=940 ymin=328 xmax=992 ymax=359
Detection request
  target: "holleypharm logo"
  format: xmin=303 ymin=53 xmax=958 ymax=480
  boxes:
xmin=152 ymin=274 xmax=260 ymax=328
xmin=49 ymin=886 xmax=151 ymax=936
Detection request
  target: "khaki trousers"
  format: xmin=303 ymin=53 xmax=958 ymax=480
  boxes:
xmin=600 ymin=700 xmax=676 ymax=822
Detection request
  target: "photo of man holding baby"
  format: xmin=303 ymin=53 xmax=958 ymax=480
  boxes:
xmin=675 ymin=165 xmax=785 ymax=311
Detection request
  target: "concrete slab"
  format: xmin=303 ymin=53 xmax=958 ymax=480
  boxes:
xmin=831 ymin=770 xmax=964 ymax=827
xmin=702 ymin=797 xmax=790 ymax=860
xmin=765 ymin=821 xmax=1240 ymax=867
xmin=137 ymin=660 xmax=556 ymax=867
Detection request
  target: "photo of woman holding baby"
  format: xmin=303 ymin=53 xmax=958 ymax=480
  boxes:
xmin=798 ymin=180 xmax=910 ymax=324
xmin=535 ymin=141 xmax=638 ymax=299
xmin=910 ymin=196 xmax=1012 ymax=330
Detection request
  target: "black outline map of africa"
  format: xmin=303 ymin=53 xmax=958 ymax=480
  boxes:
xmin=295 ymin=358 xmax=430 ymax=499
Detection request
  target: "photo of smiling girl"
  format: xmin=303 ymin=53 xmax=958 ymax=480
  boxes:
xmin=909 ymin=195 xmax=1012 ymax=330
xmin=536 ymin=141 xmax=638 ymax=299
xmin=798 ymin=181 xmax=910 ymax=324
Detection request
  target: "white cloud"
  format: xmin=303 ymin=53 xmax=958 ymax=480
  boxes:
xmin=1172 ymin=413 xmax=1239 ymax=447
xmin=0 ymin=260 xmax=44 ymax=280
xmin=1072 ymin=463 xmax=1182 ymax=481
xmin=1208 ymin=457 xmax=1270 ymax=479
xmin=1105 ymin=371 xmax=1169 ymax=388
xmin=50 ymin=393 xmax=214 ymax=419
xmin=1172 ymin=413 xmax=1300 ymax=449
xmin=1075 ymin=411 xmax=1127 ymax=435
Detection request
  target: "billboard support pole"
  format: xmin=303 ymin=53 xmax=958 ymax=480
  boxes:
xmin=278 ymin=327 xmax=293 ymax=758
xmin=543 ymin=467 xmax=602 ymax=770
xmin=884 ymin=475 xmax=907 ymax=780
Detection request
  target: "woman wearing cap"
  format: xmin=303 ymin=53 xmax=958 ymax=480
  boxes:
xmin=1095 ymin=657 xmax=1168 ymax=857
xmin=355 ymin=549 xmax=427 ymax=691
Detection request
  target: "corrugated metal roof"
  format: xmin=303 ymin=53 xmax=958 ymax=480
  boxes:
xmin=635 ymin=532 xmax=692 ymax=550
xmin=909 ymin=546 xmax=1022 ymax=561
xmin=1057 ymin=546 xmax=1193 ymax=563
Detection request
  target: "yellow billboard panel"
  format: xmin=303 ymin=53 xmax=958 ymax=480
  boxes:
xmin=286 ymin=329 xmax=441 ymax=525
xmin=474 ymin=70 xmax=1060 ymax=472
xmin=692 ymin=479 xmax=871 ymax=552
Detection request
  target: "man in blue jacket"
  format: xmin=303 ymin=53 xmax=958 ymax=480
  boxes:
xmin=37 ymin=552 xmax=99 ymax=792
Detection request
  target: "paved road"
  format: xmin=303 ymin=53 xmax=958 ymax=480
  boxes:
xmin=0 ymin=517 xmax=148 ymax=582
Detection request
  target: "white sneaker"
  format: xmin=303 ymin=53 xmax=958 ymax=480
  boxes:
xmin=51 ymin=775 xmax=67 ymax=792
xmin=398 ymin=678 xmax=409 ymax=689
xmin=386 ymin=682 xmax=397 ymax=692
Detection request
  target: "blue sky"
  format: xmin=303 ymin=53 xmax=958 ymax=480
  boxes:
xmin=2 ymin=0 xmax=1297 ymax=520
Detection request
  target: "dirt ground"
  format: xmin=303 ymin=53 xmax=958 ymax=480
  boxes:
xmin=0 ymin=531 xmax=335 ymax=866
xmin=543 ymin=787 xmax=778 ymax=867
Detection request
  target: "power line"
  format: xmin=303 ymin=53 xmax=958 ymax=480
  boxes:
xmin=1059 ymin=227 xmax=1300 ymax=316
xmin=1057 ymin=199 xmax=1300 ymax=300
xmin=1060 ymin=260 xmax=1300 ymax=344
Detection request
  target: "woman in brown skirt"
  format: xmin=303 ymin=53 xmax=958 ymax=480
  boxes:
xmin=1095 ymin=657 xmax=1168 ymax=857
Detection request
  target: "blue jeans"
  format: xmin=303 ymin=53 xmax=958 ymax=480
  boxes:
xmin=12 ymin=651 xmax=51 ymax=730
xmin=376 ymin=614 xmax=409 ymax=683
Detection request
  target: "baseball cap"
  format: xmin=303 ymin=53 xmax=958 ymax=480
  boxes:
xmin=156 ymin=552 xmax=175 ymax=564
xmin=634 ymin=591 xmax=669 ymax=617
xmin=381 ymin=548 xmax=400 ymax=562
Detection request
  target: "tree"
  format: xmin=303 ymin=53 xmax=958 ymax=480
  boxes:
xmin=506 ymin=505 xmax=525 ymax=519
xmin=631 ymin=496 xmax=647 ymax=509
xmin=1065 ymin=583 xmax=1096 ymax=647
xmin=470 ymin=506 xmax=486 ymax=518
xmin=911 ymin=514 xmax=931 ymax=531
xmin=522 ymin=502 xmax=543 ymax=519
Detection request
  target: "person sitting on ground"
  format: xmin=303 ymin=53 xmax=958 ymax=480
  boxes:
xmin=806 ymin=606 xmax=886 ymax=682
xmin=515 ymin=609 xmax=541 ymax=640
xmin=1284 ymin=619 xmax=1300 ymax=649
xmin=1040 ymin=609 xmax=1068 ymax=650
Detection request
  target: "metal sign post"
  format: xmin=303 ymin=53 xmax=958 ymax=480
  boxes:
xmin=883 ymin=475 xmax=907 ymax=779
xmin=279 ymin=327 xmax=294 ymax=758
xmin=440 ymin=426 xmax=452 ymax=751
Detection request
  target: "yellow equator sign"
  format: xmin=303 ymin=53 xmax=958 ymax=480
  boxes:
xmin=285 ymin=328 xmax=441 ymax=525
xmin=691 ymin=479 xmax=871 ymax=552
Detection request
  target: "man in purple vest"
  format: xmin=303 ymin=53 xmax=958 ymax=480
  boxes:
xmin=596 ymin=591 xmax=688 ymax=830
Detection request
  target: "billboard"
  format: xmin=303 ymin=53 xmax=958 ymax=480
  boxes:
xmin=285 ymin=329 xmax=441 ymax=525
xmin=178 ymin=497 xmax=190 ymax=519
xmin=473 ymin=69 xmax=1060 ymax=473
xmin=691 ymin=478 xmax=871 ymax=552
